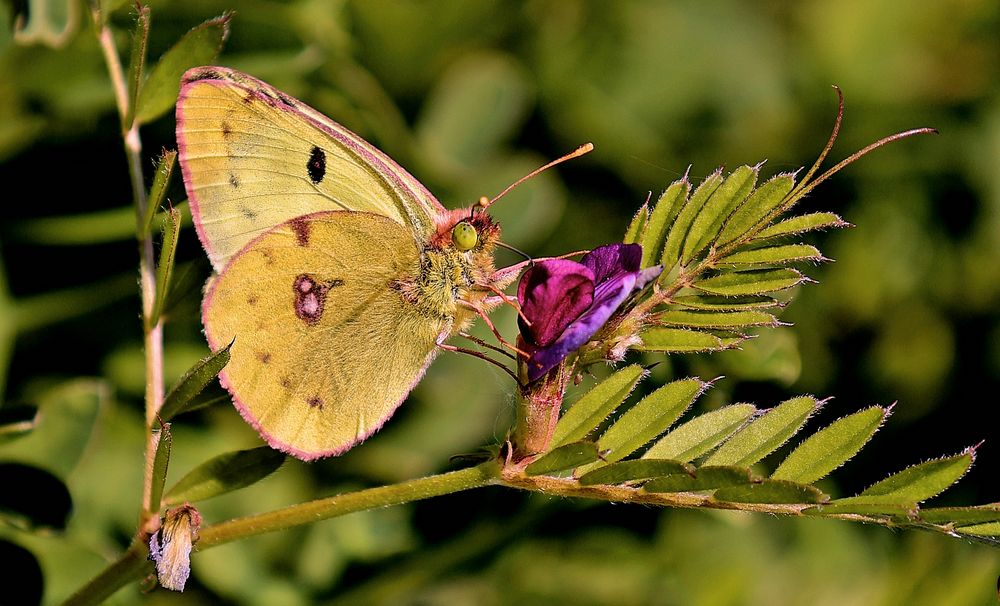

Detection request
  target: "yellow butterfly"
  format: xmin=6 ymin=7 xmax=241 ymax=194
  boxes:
xmin=176 ymin=66 xmax=513 ymax=461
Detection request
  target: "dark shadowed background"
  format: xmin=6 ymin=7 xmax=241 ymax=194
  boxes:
xmin=1 ymin=1 xmax=998 ymax=604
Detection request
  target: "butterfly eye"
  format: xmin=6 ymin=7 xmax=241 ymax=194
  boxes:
xmin=452 ymin=222 xmax=478 ymax=251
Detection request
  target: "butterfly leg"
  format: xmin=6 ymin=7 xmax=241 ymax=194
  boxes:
xmin=435 ymin=336 xmax=521 ymax=384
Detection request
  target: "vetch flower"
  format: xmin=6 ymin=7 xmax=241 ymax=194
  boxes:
xmin=149 ymin=504 xmax=202 ymax=591
xmin=518 ymin=243 xmax=662 ymax=381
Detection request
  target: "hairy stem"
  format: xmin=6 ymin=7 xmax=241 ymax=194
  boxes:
xmin=90 ymin=2 xmax=163 ymax=522
xmin=60 ymin=462 xmax=501 ymax=605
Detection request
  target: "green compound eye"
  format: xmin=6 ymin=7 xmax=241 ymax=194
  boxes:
xmin=452 ymin=221 xmax=478 ymax=251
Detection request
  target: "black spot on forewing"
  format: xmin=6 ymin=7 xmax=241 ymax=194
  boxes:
xmin=257 ymin=352 xmax=271 ymax=364
xmin=307 ymin=146 xmax=326 ymax=184
xmin=229 ymin=173 xmax=240 ymax=188
xmin=221 ymin=121 xmax=232 ymax=138
xmin=239 ymin=205 xmax=257 ymax=220
xmin=307 ymin=395 xmax=324 ymax=410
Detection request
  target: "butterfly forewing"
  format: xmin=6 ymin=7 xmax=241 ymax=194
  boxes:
xmin=177 ymin=66 xmax=444 ymax=270
xmin=202 ymin=211 xmax=446 ymax=460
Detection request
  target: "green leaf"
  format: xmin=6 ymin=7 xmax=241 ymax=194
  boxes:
xmin=771 ymin=406 xmax=887 ymax=484
xmin=836 ymin=449 xmax=976 ymax=505
xmin=141 ymin=150 xmax=177 ymax=238
xmin=525 ymin=442 xmax=600 ymax=476
xmin=577 ymin=459 xmax=693 ymax=486
xmin=160 ymin=341 xmax=233 ymax=422
xmin=134 ymin=13 xmax=231 ymax=124
xmin=661 ymin=169 xmax=723 ymax=270
xmin=704 ymin=396 xmax=820 ymax=467
xmin=641 ymin=179 xmax=690 ymax=267
xmin=804 ymin=502 xmax=917 ymax=517
xmin=164 ymin=446 xmax=286 ymax=505
xmin=716 ymin=173 xmax=796 ymax=247
xmin=151 ymin=206 xmax=181 ymax=326
xmin=693 ymin=268 xmax=806 ymax=296
xmin=955 ymin=522 xmax=1000 ymax=538
xmin=643 ymin=465 xmax=752 ymax=492
xmin=594 ymin=378 xmax=707 ymax=464
xmin=714 ymin=479 xmax=828 ymax=505
xmin=682 ymin=165 xmax=759 ymax=265
xmin=717 ymin=243 xmax=824 ymax=267
xmin=635 ymin=328 xmax=741 ymax=353
xmin=919 ymin=505 xmax=1000 ymax=525
xmin=670 ymin=295 xmax=781 ymax=311
xmin=125 ymin=4 xmax=151 ymax=128
xmin=642 ymin=403 xmax=756 ymax=462
xmin=623 ymin=203 xmax=648 ymax=245
xmin=654 ymin=309 xmax=780 ymax=329
xmin=550 ymin=365 xmax=646 ymax=447
xmin=148 ymin=423 xmax=172 ymax=513
xmin=755 ymin=212 xmax=849 ymax=240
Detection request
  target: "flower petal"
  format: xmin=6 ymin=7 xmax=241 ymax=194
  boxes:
xmin=518 ymin=259 xmax=595 ymax=347
xmin=526 ymin=273 xmax=638 ymax=381
xmin=581 ymin=243 xmax=643 ymax=284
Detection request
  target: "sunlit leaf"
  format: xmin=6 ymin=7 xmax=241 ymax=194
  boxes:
xmin=955 ymin=522 xmax=1000 ymax=538
xmin=717 ymin=243 xmax=824 ymax=267
xmin=643 ymin=465 xmax=752 ymax=492
xmin=623 ymin=203 xmax=648 ymax=245
xmin=594 ymin=378 xmax=707 ymax=464
xmin=919 ymin=505 xmax=1000 ymax=525
xmin=670 ymin=295 xmax=781 ymax=311
xmin=755 ymin=212 xmax=849 ymax=240
xmin=643 ymin=403 xmax=755 ymax=462
xmin=682 ymin=164 xmax=758 ymax=265
xmin=771 ymin=406 xmax=886 ymax=484
xmin=704 ymin=396 xmax=820 ymax=467
xmin=836 ymin=449 xmax=975 ymax=505
xmin=550 ymin=365 xmax=646 ymax=447
xmin=715 ymin=173 xmax=795 ymax=246
xmin=693 ymin=268 xmax=806 ymax=296
xmin=525 ymin=442 xmax=599 ymax=476
xmin=641 ymin=179 xmax=689 ymax=267
xmin=714 ymin=479 xmax=827 ymax=505
xmin=134 ymin=13 xmax=231 ymax=124
xmin=635 ymin=328 xmax=740 ymax=353
xmin=661 ymin=169 xmax=723 ymax=270
xmin=164 ymin=446 xmax=286 ymax=505
xmin=654 ymin=309 xmax=780 ymax=329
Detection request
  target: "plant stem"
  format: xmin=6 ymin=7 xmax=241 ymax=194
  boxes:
xmin=199 ymin=460 xmax=501 ymax=547
xmin=91 ymin=2 xmax=164 ymax=521
xmin=61 ymin=462 xmax=501 ymax=605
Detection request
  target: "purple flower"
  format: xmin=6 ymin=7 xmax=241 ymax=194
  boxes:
xmin=518 ymin=243 xmax=662 ymax=382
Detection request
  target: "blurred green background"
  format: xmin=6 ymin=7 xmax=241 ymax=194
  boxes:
xmin=1 ymin=0 xmax=998 ymax=604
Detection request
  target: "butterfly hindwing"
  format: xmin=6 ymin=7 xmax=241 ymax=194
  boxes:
xmin=177 ymin=66 xmax=445 ymax=270
xmin=202 ymin=211 xmax=446 ymax=459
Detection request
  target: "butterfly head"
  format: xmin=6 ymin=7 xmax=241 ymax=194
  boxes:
xmin=430 ymin=207 xmax=500 ymax=256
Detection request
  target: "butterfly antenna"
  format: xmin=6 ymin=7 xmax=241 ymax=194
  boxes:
xmin=496 ymin=241 xmax=532 ymax=262
xmin=480 ymin=143 xmax=594 ymax=211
